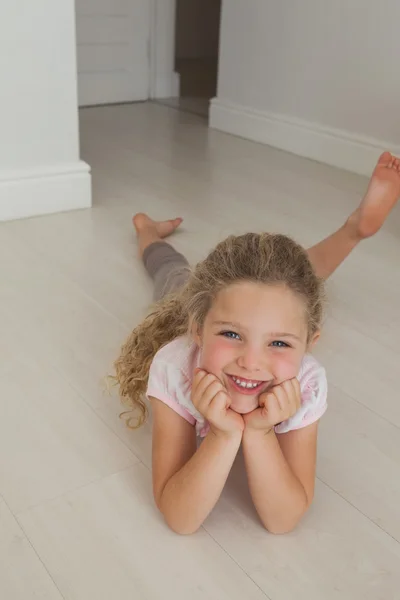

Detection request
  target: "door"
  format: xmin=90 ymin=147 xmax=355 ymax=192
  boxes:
xmin=75 ymin=0 xmax=151 ymax=106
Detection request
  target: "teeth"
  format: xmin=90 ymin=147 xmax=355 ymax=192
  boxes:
xmin=232 ymin=376 xmax=260 ymax=389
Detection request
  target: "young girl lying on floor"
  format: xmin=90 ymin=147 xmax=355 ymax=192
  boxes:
xmin=114 ymin=152 xmax=400 ymax=534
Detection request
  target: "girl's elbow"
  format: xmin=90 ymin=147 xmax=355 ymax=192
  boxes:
xmin=166 ymin=520 xmax=200 ymax=536
xmin=263 ymin=521 xmax=299 ymax=535
xmin=156 ymin=498 xmax=201 ymax=535
xmin=261 ymin=498 xmax=311 ymax=534
xmin=162 ymin=511 xmax=201 ymax=535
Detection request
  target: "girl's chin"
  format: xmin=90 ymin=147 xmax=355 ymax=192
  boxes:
xmin=230 ymin=400 xmax=259 ymax=415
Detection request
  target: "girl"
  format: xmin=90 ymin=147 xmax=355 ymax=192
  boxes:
xmin=114 ymin=152 xmax=400 ymax=535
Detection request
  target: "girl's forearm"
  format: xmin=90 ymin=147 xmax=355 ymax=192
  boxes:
xmin=242 ymin=429 xmax=309 ymax=533
xmin=159 ymin=431 xmax=241 ymax=534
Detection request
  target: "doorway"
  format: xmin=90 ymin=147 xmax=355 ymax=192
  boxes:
xmin=157 ymin=0 xmax=222 ymax=118
xmin=75 ymin=0 xmax=222 ymax=117
xmin=75 ymin=0 xmax=151 ymax=107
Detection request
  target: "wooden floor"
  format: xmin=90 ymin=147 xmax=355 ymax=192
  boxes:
xmin=1 ymin=102 xmax=400 ymax=600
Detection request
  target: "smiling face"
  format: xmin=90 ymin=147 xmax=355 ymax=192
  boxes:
xmin=194 ymin=281 xmax=318 ymax=414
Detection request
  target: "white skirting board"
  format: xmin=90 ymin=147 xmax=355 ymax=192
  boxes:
xmin=0 ymin=161 xmax=92 ymax=222
xmin=210 ymin=98 xmax=400 ymax=177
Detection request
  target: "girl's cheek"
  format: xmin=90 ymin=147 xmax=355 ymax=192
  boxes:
xmin=274 ymin=353 xmax=302 ymax=381
xmin=200 ymin=338 xmax=234 ymax=371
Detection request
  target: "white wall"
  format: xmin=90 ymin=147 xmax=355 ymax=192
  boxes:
xmin=175 ymin=0 xmax=221 ymax=60
xmin=0 ymin=0 xmax=91 ymax=221
xmin=211 ymin=0 xmax=400 ymax=175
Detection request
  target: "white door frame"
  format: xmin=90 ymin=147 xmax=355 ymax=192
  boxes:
xmin=149 ymin=0 xmax=180 ymax=99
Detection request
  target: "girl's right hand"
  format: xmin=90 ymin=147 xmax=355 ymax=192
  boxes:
xmin=191 ymin=369 xmax=245 ymax=437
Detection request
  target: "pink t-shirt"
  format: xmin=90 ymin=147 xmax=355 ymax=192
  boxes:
xmin=147 ymin=336 xmax=328 ymax=437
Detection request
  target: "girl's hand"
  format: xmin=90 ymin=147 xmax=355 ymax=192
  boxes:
xmin=192 ymin=369 xmax=245 ymax=437
xmin=243 ymin=379 xmax=301 ymax=433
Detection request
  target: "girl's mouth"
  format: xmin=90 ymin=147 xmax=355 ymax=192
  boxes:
xmin=226 ymin=374 xmax=268 ymax=395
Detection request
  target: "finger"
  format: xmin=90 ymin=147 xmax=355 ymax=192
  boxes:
xmin=191 ymin=370 xmax=209 ymax=403
xmin=192 ymin=371 xmax=217 ymax=408
xmin=196 ymin=379 xmax=222 ymax=411
xmin=271 ymin=384 xmax=288 ymax=413
xmin=192 ymin=371 xmax=218 ymax=400
xmin=281 ymin=379 xmax=301 ymax=414
xmin=288 ymin=383 xmax=299 ymax=416
xmin=271 ymin=383 xmax=297 ymax=422
xmin=258 ymin=391 xmax=268 ymax=408
xmin=207 ymin=389 xmax=230 ymax=417
xmin=197 ymin=379 xmax=226 ymax=413
xmin=287 ymin=378 xmax=302 ymax=405
xmin=192 ymin=368 xmax=208 ymax=390
xmin=292 ymin=378 xmax=302 ymax=411
xmin=263 ymin=392 xmax=282 ymax=423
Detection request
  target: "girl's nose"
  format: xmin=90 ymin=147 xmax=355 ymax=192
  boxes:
xmin=237 ymin=347 xmax=269 ymax=375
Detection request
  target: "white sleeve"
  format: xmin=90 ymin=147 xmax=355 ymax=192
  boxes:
xmin=146 ymin=358 xmax=196 ymax=425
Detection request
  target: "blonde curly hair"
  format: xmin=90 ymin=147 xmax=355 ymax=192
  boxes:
xmin=113 ymin=232 xmax=324 ymax=428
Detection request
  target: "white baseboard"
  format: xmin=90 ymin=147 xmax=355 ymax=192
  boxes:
xmin=0 ymin=161 xmax=92 ymax=222
xmin=210 ymin=98 xmax=400 ymax=176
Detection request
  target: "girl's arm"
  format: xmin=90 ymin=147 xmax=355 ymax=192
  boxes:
xmin=242 ymin=422 xmax=318 ymax=534
xmin=150 ymin=397 xmax=242 ymax=535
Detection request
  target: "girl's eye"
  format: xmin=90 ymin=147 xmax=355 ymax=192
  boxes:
xmin=221 ymin=331 xmax=241 ymax=341
xmin=271 ymin=340 xmax=290 ymax=348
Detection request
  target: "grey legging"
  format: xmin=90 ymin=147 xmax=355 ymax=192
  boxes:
xmin=142 ymin=241 xmax=191 ymax=301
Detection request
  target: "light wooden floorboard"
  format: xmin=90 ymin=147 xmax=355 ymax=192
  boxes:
xmin=1 ymin=102 xmax=399 ymax=599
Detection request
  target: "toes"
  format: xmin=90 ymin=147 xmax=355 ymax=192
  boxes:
xmin=166 ymin=217 xmax=183 ymax=231
xmin=378 ymin=151 xmax=393 ymax=166
xmin=379 ymin=151 xmax=400 ymax=170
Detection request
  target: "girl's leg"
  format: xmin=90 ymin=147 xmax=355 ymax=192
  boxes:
xmin=133 ymin=152 xmax=400 ymax=287
xmin=306 ymin=223 xmax=359 ymax=279
xmin=307 ymin=152 xmax=400 ymax=279
xmin=133 ymin=213 xmax=189 ymax=301
xmin=143 ymin=242 xmax=190 ymax=301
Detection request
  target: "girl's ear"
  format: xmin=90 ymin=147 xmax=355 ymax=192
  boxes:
xmin=308 ymin=330 xmax=321 ymax=350
xmin=191 ymin=321 xmax=202 ymax=347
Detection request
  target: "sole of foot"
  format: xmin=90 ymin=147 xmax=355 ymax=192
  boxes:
xmin=348 ymin=151 xmax=400 ymax=239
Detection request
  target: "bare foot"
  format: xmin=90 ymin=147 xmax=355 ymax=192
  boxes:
xmin=347 ymin=152 xmax=400 ymax=239
xmin=132 ymin=213 xmax=183 ymax=255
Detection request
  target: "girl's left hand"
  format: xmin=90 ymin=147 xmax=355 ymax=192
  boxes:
xmin=243 ymin=378 xmax=301 ymax=433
